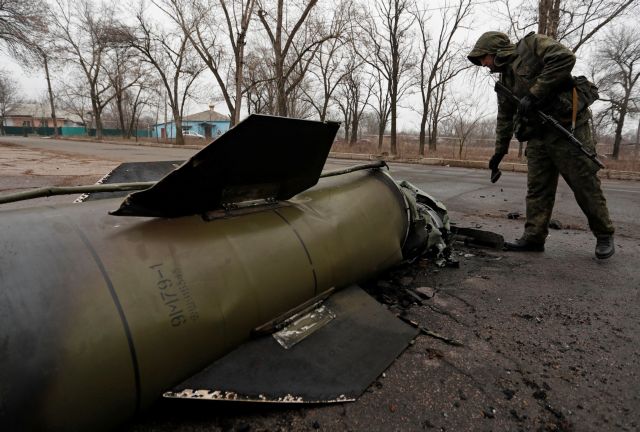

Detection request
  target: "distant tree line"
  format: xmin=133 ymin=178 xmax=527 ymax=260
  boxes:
xmin=0 ymin=0 xmax=638 ymax=158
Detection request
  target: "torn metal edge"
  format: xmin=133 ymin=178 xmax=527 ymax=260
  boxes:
xmin=162 ymin=389 xmax=356 ymax=404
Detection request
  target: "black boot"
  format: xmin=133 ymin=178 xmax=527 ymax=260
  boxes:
xmin=504 ymin=238 xmax=545 ymax=252
xmin=595 ymin=235 xmax=615 ymax=259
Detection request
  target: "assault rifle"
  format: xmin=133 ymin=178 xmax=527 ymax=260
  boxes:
xmin=494 ymin=81 xmax=605 ymax=169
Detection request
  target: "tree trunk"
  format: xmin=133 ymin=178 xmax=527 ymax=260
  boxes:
xmin=538 ymin=0 xmax=561 ymax=39
xmin=90 ymin=93 xmax=103 ymax=140
xmin=418 ymin=113 xmax=427 ymax=156
xmin=634 ymin=117 xmax=639 ymax=160
xmin=173 ymin=107 xmax=184 ymax=146
xmin=274 ymin=1 xmax=287 ymax=117
xmin=350 ymin=115 xmax=359 ymax=145
xmin=341 ymin=107 xmax=351 ymax=143
xmin=116 ymin=93 xmax=127 ymax=138
xmin=389 ymin=112 xmax=397 ymax=155
xmin=43 ymin=55 xmax=59 ymax=138
xmin=377 ymin=123 xmax=385 ymax=152
xmin=428 ymin=122 xmax=438 ymax=151
xmin=233 ymin=42 xmax=244 ymax=126
xmin=612 ymin=112 xmax=626 ymax=160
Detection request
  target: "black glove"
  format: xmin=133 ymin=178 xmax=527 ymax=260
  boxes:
xmin=489 ymin=152 xmax=506 ymax=171
xmin=518 ymin=94 xmax=538 ymax=116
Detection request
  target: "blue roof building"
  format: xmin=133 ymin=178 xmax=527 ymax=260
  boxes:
xmin=152 ymin=109 xmax=230 ymax=139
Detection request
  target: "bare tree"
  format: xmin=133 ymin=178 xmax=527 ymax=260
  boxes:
xmin=358 ymin=0 xmax=415 ymax=155
xmin=10 ymin=16 xmax=63 ymax=139
xmin=159 ymin=0 xmax=255 ymax=126
xmin=333 ymin=57 xmax=371 ymax=144
xmin=413 ymin=0 xmax=472 ymax=155
xmin=538 ymin=0 xmax=637 ymax=52
xmin=337 ymin=66 xmax=371 ymax=145
xmin=50 ymin=0 xmax=124 ymax=139
xmin=334 ymin=97 xmax=352 ymax=143
xmin=256 ymin=0 xmax=337 ymax=117
xmin=127 ymin=2 xmax=205 ymax=145
xmin=0 ymin=0 xmax=48 ymax=56
xmin=447 ymin=94 xmax=488 ymax=159
xmin=492 ymin=0 xmax=537 ymax=39
xmin=493 ymin=0 xmax=635 ymax=52
xmin=6 ymin=41 xmax=61 ymax=138
xmin=32 ymin=46 xmax=61 ymax=137
xmin=243 ymin=45 xmax=276 ymax=115
xmin=0 ymin=70 xmax=22 ymax=135
xmin=123 ymin=83 xmax=159 ymax=139
xmin=284 ymin=71 xmax=315 ymax=119
xmin=300 ymin=0 xmax=353 ymax=121
xmin=56 ymin=75 xmax=93 ymax=130
xmin=101 ymin=41 xmax=151 ymax=138
xmin=595 ymin=25 xmax=640 ymax=159
xmin=426 ymin=66 xmax=454 ymax=153
xmin=302 ymin=39 xmax=348 ymax=121
xmin=3 ymin=2 xmax=68 ymax=139
xmin=367 ymin=65 xmax=391 ymax=152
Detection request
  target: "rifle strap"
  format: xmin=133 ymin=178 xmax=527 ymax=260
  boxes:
xmin=571 ymin=87 xmax=578 ymax=133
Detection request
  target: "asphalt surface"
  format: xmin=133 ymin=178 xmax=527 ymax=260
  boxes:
xmin=1 ymin=137 xmax=639 ymax=431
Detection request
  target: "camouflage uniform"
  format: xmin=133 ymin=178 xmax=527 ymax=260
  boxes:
xmin=469 ymin=32 xmax=614 ymax=244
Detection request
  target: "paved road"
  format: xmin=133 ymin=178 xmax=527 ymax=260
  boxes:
xmin=3 ymin=136 xmax=639 ymax=239
xmin=329 ymin=158 xmax=640 ymax=239
xmin=1 ymin=136 xmax=639 ymax=431
xmin=0 ymin=136 xmax=198 ymax=162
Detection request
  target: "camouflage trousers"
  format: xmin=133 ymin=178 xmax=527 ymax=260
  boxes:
xmin=522 ymin=115 xmax=614 ymax=244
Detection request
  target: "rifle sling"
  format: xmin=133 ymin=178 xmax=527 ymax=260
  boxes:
xmin=571 ymin=87 xmax=578 ymax=133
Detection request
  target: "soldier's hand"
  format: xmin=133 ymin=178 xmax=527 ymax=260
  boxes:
xmin=489 ymin=152 xmax=506 ymax=171
xmin=519 ymin=94 xmax=538 ymax=116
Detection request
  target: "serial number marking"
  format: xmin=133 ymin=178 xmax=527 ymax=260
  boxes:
xmin=149 ymin=263 xmax=199 ymax=327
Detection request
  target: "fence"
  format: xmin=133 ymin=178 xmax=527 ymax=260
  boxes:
xmin=0 ymin=126 xmax=150 ymax=138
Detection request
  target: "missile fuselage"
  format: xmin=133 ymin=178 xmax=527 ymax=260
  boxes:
xmin=0 ymin=170 xmax=410 ymax=430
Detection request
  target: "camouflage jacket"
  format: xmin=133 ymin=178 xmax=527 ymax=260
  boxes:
xmin=494 ymin=32 xmax=576 ymax=153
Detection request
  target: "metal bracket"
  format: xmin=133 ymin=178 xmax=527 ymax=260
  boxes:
xmin=202 ymin=199 xmax=289 ymax=221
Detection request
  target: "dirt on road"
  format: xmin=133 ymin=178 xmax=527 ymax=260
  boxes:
xmin=1 ymin=142 xmax=638 ymax=432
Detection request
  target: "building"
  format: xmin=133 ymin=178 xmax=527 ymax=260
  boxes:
xmin=1 ymin=103 xmax=83 ymax=129
xmin=152 ymin=109 xmax=230 ymax=139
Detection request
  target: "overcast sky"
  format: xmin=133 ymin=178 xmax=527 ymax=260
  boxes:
xmin=1 ymin=0 xmax=636 ymax=132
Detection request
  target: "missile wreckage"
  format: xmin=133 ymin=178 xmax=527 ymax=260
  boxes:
xmin=0 ymin=115 xmax=452 ymax=430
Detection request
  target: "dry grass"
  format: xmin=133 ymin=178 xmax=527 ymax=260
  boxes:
xmin=332 ymin=134 xmax=640 ymax=172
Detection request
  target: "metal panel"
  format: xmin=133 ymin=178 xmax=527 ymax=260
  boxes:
xmin=112 ymin=115 xmax=340 ymax=217
xmin=164 ymin=285 xmax=419 ymax=403
xmin=79 ymin=161 xmax=183 ymax=202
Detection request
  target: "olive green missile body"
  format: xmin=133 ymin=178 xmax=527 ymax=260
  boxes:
xmin=0 ymin=115 xmax=451 ymax=430
xmin=0 ymin=169 xmax=427 ymax=430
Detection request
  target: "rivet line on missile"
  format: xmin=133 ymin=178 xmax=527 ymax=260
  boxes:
xmin=69 ymin=220 xmax=143 ymax=414
xmin=274 ymin=208 xmax=318 ymax=295
xmin=0 ymin=162 xmax=389 ymax=205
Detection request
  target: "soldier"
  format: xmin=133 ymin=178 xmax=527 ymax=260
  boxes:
xmin=467 ymin=31 xmax=615 ymax=259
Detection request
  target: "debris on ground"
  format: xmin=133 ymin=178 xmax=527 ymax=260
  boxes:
xmin=415 ymin=286 xmax=436 ymax=299
xmin=549 ymin=219 xmax=563 ymax=230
